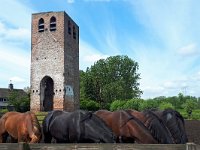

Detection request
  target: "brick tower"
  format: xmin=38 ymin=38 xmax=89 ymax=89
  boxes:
xmin=30 ymin=11 xmax=79 ymax=112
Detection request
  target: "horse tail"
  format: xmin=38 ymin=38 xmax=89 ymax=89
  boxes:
xmin=26 ymin=112 xmax=41 ymax=143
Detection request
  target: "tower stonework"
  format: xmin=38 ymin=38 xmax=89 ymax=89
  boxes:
xmin=30 ymin=11 xmax=79 ymax=112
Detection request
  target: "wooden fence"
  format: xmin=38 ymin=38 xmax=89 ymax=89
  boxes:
xmin=0 ymin=143 xmax=199 ymax=150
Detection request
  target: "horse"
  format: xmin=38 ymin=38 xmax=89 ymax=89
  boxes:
xmin=125 ymin=109 xmax=174 ymax=144
xmin=94 ymin=110 xmax=158 ymax=144
xmin=42 ymin=110 xmax=116 ymax=143
xmin=0 ymin=111 xmax=42 ymax=143
xmin=153 ymin=109 xmax=188 ymax=144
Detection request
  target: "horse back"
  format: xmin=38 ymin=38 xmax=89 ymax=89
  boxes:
xmin=1 ymin=112 xmax=27 ymax=138
xmin=94 ymin=110 xmax=113 ymax=127
xmin=42 ymin=110 xmax=64 ymax=135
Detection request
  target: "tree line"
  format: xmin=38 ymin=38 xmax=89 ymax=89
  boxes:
xmin=4 ymin=55 xmax=200 ymax=119
xmin=80 ymin=55 xmax=200 ymax=119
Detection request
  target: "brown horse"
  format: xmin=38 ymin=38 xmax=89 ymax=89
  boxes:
xmin=94 ymin=110 xmax=157 ymax=144
xmin=0 ymin=111 xmax=42 ymax=143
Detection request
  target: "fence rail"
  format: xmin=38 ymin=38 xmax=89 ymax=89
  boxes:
xmin=0 ymin=143 xmax=198 ymax=150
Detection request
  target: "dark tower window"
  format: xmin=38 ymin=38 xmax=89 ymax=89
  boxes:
xmin=73 ymin=26 xmax=76 ymax=39
xmin=68 ymin=21 xmax=71 ymax=34
xmin=50 ymin=16 xmax=56 ymax=31
xmin=38 ymin=18 xmax=44 ymax=32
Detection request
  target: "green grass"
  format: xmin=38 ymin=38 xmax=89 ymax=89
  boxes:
xmin=36 ymin=112 xmax=48 ymax=125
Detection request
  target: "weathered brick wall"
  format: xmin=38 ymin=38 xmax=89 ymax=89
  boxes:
xmin=64 ymin=13 xmax=80 ymax=110
xmin=30 ymin=11 xmax=79 ymax=112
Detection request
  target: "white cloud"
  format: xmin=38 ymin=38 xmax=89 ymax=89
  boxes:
xmin=79 ymin=39 xmax=108 ymax=70
xmin=84 ymin=0 xmax=111 ymax=2
xmin=10 ymin=76 xmax=25 ymax=83
xmin=6 ymin=28 xmax=30 ymax=41
xmin=0 ymin=0 xmax=33 ymax=28
xmin=67 ymin=0 xmax=75 ymax=3
xmin=0 ymin=44 xmax=30 ymax=69
xmin=178 ymin=43 xmax=199 ymax=56
xmin=83 ymin=54 xmax=108 ymax=63
xmin=0 ymin=20 xmax=30 ymax=41
xmin=163 ymin=81 xmax=178 ymax=89
xmin=105 ymin=27 xmax=121 ymax=55
xmin=0 ymin=0 xmax=32 ymax=89
xmin=127 ymin=0 xmax=200 ymax=98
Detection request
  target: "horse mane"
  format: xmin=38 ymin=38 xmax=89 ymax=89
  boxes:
xmin=81 ymin=111 xmax=115 ymax=139
xmin=121 ymin=111 xmax=147 ymax=129
xmin=143 ymin=110 xmax=174 ymax=144
xmin=80 ymin=111 xmax=93 ymax=122
xmin=162 ymin=109 xmax=184 ymax=124
xmin=161 ymin=109 xmax=188 ymax=143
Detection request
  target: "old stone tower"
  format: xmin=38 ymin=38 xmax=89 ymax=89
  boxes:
xmin=30 ymin=11 xmax=79 ymax=112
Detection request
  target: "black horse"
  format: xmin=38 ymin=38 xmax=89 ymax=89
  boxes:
xmin=42 ymin=110 xmax=116 ymax=143
xmin=125 ymin=109 xmax=174 ymax=144
xmin=142 ymin=110 xmax=174 ymax=144
xmin=153 ymin=109 xmax=188 ymax=144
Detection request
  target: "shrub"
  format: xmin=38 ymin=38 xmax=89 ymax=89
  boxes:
xmin=159 ymin=102 xmax=174 ymax=110
xmin=0 ymin=109 xmax=9 ymax=113
xmin=80 ymin=99 xmax=100 ymax=111
xmin=110 ymin=100 xmax=126 ymax=111
xmin=123 ymin=99 xmax=144 ymax=111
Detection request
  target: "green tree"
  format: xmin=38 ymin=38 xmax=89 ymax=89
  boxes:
xmin=80 ymin=99 xmax=100 ymax=111
xmin=159 ymin=102 xmax=174 ymax=110
xmin=140 ymin=99 xmax=159 ymax=110
xmin=8 ymin=90 xmax=30 ymax=112
xmin=183 ymin=99 xmax=197 ymax=118
xmin=123 ymin=99 xmax=144 ymax=111
xmin=110 ymin=100 xmax=126 ymax=111
xmin=82 ymin=55 xmax=142 ymax=108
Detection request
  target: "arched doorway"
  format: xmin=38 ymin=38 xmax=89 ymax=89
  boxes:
xmin=40 ymin=76 xmax=54 ymax=111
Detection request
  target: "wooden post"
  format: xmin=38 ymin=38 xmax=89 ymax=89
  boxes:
xmin=18 ymin=142 xmax=30 ymax=150
xmin=186 ymin=143 xmax=197 ymax=150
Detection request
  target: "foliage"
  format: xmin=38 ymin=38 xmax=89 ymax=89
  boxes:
xmin=0 ymin=109 xmax=8 ymax=113
xmin=140 ymin=99 xmax=159 ymax=110
xmin=80 ymin=99 xmax=100 ymax=111
xmin=8 ymin=90 xmax=30 ymax=112
xmin=110 ymin=100 xmax=126 ymax=111
xmin=182 ymin=99 xmax=197 ymax=118
xmin=123 ymin=99 xmax=144 ymax=111
xmin=159 ymin=102 xmax=174 ymax=110
xmin=81 ymin=55 xmax=142 ymax=109
xmin=190 ymin=110 xmax=200 ymax=120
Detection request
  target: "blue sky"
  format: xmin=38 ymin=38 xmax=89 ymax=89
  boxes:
xmin=0 ymin=0 xmax=200 ymax=99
